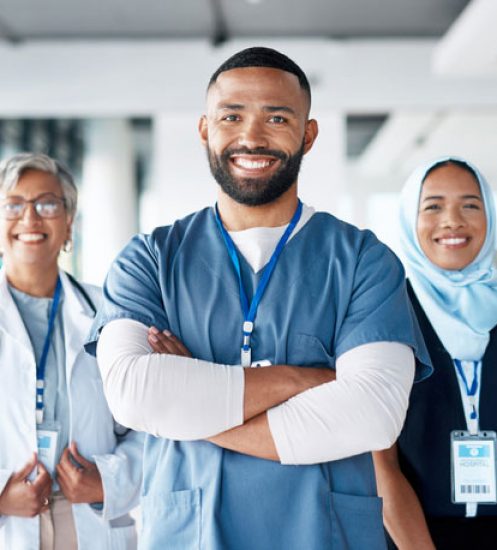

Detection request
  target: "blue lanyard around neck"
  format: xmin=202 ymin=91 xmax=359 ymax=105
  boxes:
xmin=215 ymin=200 xmax=303 ymax=366
xmin=453 ymin=359 xmax=479 ymax=423
xmin=36 ymin=276 xmax=62 ymax=424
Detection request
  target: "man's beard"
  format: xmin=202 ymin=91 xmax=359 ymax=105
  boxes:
xmin=207 ymin=142 xmax=305 ymax=206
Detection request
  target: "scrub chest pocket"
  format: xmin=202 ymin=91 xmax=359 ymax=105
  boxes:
xmin=287 ymin=333 xmax=335 ymax=369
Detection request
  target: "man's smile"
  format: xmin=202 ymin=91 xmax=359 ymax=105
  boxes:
xmin=229 ymin=154 xmax=280 ymax=176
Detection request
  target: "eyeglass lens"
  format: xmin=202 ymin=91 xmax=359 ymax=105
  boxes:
xmin=0 ymin=194 xmax=66 ymax=219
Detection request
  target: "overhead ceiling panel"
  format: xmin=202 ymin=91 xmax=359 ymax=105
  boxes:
xmin=0 ymin=0 xmax=471 ymax=41
xmin=222 ymin=0 xmax=470 ymax=38
xmin=0 ymin=0 xmax=213 ymax=40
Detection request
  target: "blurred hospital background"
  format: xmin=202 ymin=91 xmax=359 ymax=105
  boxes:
xmin=1 ymin=0 xmax=497 ymax=285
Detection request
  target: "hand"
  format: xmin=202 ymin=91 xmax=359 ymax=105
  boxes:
xmin=148 ymin=326 xmax=192 ymax=357
xmin=56 ymin=442 xmax=104 ymax=504
xmin=0 ymin=453 xmax=52 ymax=517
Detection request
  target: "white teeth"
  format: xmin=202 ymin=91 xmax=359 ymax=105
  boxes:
xmin=17 ymin=233 xmax=45 ymax=242
xmin=438 ymin=238 xmax=467 ymax=245
xmin=234 ymin=158 xmax=272 ymax=169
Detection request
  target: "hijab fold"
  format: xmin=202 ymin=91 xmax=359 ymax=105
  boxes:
xmin=399 ymin=156 xmax=497 ymax=361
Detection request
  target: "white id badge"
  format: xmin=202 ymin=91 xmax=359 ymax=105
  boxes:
xmin=250 ymin=359 xmax=272 ymax=368
xmin=37 ymin=427 xmax=59 ymax=476
xmin=451 ymin=430 xmax=497 ymax=504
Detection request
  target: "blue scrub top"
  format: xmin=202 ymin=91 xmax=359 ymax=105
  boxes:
xmin=88 ymin=207 xmax=431 ymax=550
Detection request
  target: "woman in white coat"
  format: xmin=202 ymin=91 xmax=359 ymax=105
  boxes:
xmin=0 ymin=153 xmax=142 ymax=550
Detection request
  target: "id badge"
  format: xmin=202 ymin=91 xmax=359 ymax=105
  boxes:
xmin=451 ymin=430 xmax=497 ymax=504
xmin=250 ymin=359 xmax=272 ymax=368
xmin=37 ymin=423 xmax=60 ymax=476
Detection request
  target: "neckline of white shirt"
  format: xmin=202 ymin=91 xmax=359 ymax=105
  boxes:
xmin=228 ymin=204 xmax=315 ymax=273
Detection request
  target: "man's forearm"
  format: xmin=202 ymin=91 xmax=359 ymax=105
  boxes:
xmin=373 ymin=447 xmax=435 ymax=550
xmin=209 ymin=343 xmax=411 ymax=464
xmin=208 ymin=413 xmax=279 ymax=461
xmin=212 ymin=340 xmax=412 ymax=465
xmin=208 ymin=366 xmax=338 ymax=461
xmin=243 ymin=365 xmax=336 ymax=421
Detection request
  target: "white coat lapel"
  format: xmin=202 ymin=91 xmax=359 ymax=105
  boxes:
xmin=59 ymin=271 xmax=94 ymax=383
xmin=0 ymin=268 xmax=35 ymax=353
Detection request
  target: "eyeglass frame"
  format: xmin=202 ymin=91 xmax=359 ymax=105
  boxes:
xmin=0 ymin=192 xmax=68 ymax=220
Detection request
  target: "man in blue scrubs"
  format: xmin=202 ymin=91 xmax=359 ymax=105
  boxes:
xmin=89 ymin=47 xmax=430 ymax=549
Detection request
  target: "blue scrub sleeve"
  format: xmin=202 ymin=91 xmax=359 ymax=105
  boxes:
xmin=86 ymin=233 xmax=169 ymax=355
xmin=334 ymin=237 xmax=432 ymax=382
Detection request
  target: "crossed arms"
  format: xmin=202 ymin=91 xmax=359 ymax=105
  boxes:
xmin=97 ymin=318 xmax=414 ymax=464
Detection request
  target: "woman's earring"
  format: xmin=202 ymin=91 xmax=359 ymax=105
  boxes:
xmin=63 ymin=239 xmax=73 ymax=253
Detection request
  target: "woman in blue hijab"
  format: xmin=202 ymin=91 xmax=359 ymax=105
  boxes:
xmin=374 ymin=157 xmax=497 ymax=549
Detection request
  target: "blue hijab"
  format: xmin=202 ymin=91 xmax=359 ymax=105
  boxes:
xmin=399 ymin=156 xmax=497 ymax=361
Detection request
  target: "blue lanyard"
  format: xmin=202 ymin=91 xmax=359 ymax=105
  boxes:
xmin=215 ymin=200 xmax=303 ymax=366
xmin=36 ymin=276 xmax=62 ymax=424
xmin=453 ymin=359 xmax=479 ymax=422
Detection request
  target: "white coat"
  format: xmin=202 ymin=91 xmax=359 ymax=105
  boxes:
xmin=0 ymin=269 xmax=143 ymax=550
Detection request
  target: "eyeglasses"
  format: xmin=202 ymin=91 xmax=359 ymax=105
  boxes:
xmin=0 ymin=193 xmax=67 ymax=220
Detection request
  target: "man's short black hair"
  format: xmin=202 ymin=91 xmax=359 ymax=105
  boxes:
xmin=208 ymin=46 xmax=311 ymax=102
